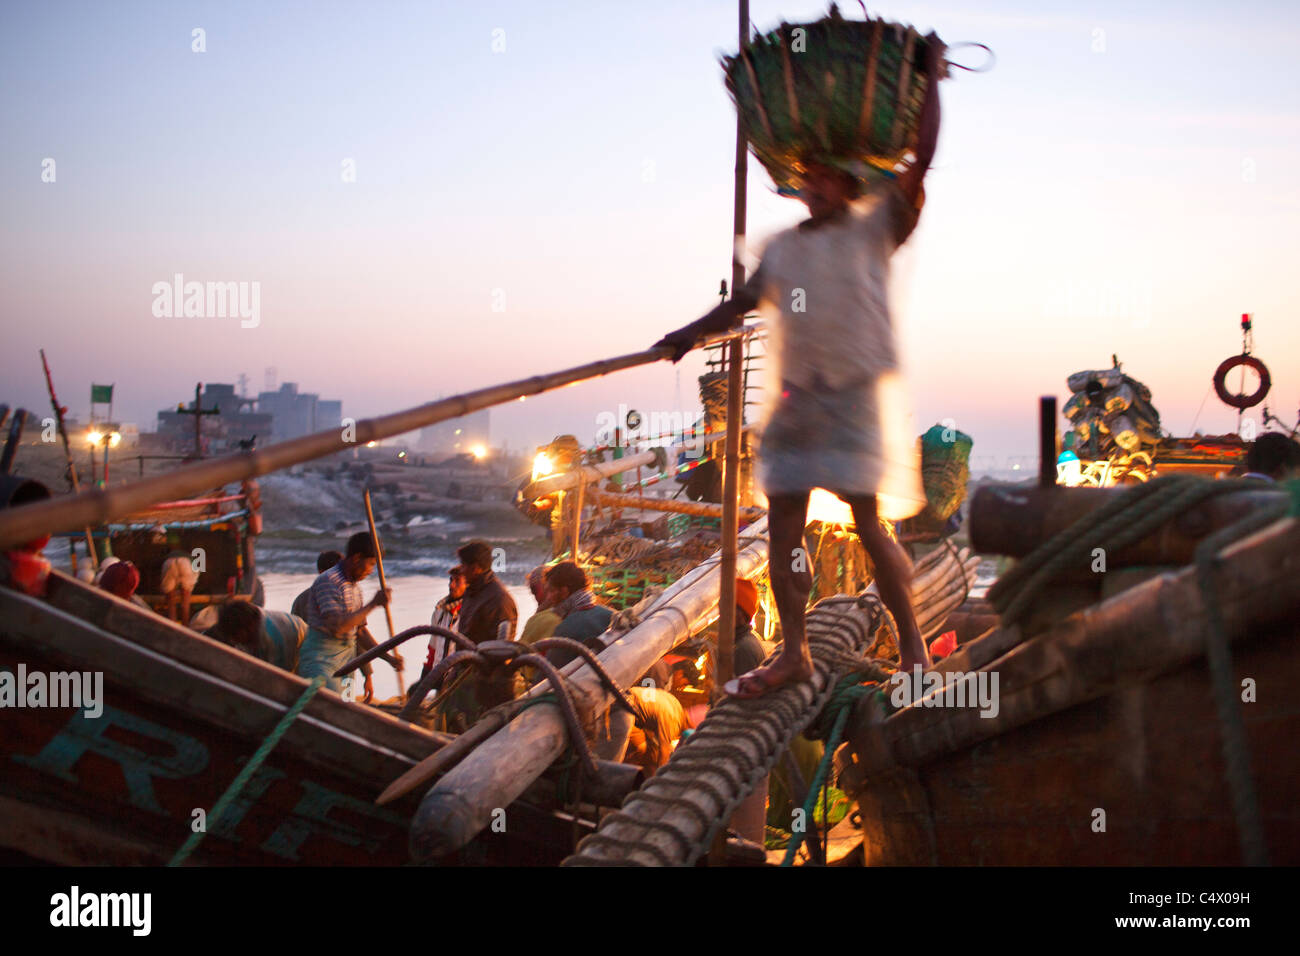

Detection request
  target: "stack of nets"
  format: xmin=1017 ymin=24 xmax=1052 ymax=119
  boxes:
xmin=1064 ymin=364 xmax=1162 ymax=458
xmin=722 ymin=3 xmax=944 ymax=194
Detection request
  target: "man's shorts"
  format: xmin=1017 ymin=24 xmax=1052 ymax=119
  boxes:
xmin=759 ymin=377 xmax=885 ymax=498
xmin=160 ymin=555 xmax=199 ymax=594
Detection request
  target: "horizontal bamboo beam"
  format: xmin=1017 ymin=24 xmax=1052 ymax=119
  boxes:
xmin=588 ymin=489 xmax=766 ymax=520
xmin=524 ymin=425 xmax=754 ymax=500
xmin=524 ymin=450 xmax=660 ymax=499
xmin=0 ymin=347 xmax=677 ymax=551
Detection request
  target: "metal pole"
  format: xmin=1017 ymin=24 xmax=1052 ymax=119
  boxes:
xmin=1039 ymin=396 xmax=1057 ymax=488
xmin=194 ymin=382 xmax=203 ymax=458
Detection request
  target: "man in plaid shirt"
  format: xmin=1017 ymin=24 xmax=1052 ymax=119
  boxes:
xmin=298 ymin=531 xmax=391 ymax=698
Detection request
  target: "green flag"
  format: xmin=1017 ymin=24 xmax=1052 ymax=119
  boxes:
xmin=91 ymin=384 xmax=113 ymax=404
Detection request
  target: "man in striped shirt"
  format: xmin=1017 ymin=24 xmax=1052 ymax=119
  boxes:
xmin=298 ymin=531 xmax=391 ymax=699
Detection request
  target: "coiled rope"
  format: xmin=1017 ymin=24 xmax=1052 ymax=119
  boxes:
xmin=988 ymin=476 xmax=1260 ymax=625
xmin=779 ymin=660 xmax=890 ymax=867
xmin=989 ymin=474 xmax=1288 ymax=865
xmin=1194 ymin=496 xmax=1288 ymax=866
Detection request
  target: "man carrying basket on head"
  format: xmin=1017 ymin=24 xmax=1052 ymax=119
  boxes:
xmin=654 ymin=35 xmax=943 ymax=698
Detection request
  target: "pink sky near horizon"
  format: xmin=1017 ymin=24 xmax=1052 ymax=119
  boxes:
xmin=2 ymin=1 xmax=1297 ymax=469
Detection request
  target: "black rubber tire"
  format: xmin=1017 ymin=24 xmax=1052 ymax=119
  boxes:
xmin=1213 ymin=354 xmax=1271 ymax=409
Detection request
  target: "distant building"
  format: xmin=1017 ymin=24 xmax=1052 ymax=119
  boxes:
xmin=255 ymin=382 xmax=346 ymax=442
xmin=316 ymin=399 xmax=343 ymax=434
xmin=157 ymin=380 xmax=341 ymax=452
xmin=419 ymin=409 xmax=490 ymax=456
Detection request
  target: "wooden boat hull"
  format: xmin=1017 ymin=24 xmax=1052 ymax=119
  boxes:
xmin=840 ymin=517 xmax=1300 ymax=865
xmin=0 ymin=572 xmax=581 ymax=866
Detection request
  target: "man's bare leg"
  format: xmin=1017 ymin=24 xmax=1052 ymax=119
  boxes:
xmin=727 ymin=493 xmax=814 ymax=697
xmin=844 ymin=494 xmax=929 ymax=671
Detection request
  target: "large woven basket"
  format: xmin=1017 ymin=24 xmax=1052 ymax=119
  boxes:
xmin=723 ymin=5 xmax=944 ymax=194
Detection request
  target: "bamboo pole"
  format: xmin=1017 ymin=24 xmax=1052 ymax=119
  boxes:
xmin=588 ymin=489 xmax=765 ymax=520
xmin=717 ymin=0 xmax=751 ymax=695
xmin=523 ymin=449 xmax=659 ymax=500
xmin=363 ymin=488 xmax=403 ymax=702
xmin=0 ymin=346 xmax=680 ymax=551
xmin=570 ymin=474 xmax=586 ymax=561
xmin=524 ymin=423 xmax=751 ymax=501
xmin=39 ymin=349 xmax=97 ymax=569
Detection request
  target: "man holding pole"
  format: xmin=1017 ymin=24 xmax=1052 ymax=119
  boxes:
xmin=653 ymin=41 xmax=943 ymax=698
xmin=298 ymin=531 xmax=391 ymax=700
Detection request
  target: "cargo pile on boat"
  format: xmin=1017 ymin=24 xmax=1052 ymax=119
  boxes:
xmin=1063 ymin=362 xmax=1163 ymax=459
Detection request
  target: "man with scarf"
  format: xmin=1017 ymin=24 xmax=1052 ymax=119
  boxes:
xmin=421 ymin=565 xmax=466 ymax=679
xmin=543 ymin=561 xmax=612 ymax=669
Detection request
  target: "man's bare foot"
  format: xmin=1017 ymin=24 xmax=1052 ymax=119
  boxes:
xmin=723 ymin=650 xmax=814 ymax=699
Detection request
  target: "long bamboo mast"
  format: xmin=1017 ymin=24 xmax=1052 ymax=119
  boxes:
xmin=0 ymin=347 xmax=677 ymax=551
xmin=717 ymin=0 xmax=751 ymax=691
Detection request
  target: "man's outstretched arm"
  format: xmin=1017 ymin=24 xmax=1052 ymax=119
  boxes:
xmin=652 ymin=278 xmax=760 ymax=363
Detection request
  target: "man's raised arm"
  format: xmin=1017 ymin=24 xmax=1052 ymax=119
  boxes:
xmin=893 ymin=37 xmax=942 ymax=234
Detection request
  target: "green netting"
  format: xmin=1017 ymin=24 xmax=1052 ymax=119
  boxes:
xmin=919 ymin=424 xmax=972 ymax=522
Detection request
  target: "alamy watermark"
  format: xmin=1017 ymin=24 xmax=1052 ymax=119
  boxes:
xmin=595 ymin=404 xmax=708 ymax=459
xmin=50 ymin=886 xmax=150 ymax=936
xmin=889 ymin=665 xmax=1000 ymax=718
xmin=152 ymin=273 xmax=260 ymax=328
xmin=1 ymin=665 xmax=103 ymax=718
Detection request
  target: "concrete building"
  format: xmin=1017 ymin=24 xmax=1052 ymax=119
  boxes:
xmin=158 ymin=380 xmax=342 ymax=451
xmin=255 ymin=382 xmax=341 ymax=442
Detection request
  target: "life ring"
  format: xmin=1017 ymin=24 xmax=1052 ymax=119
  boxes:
xmin=1213 ymin=354 xmax=1270 ymax=409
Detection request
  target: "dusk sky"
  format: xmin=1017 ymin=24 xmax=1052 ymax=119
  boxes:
xmin=3 ymin=0 xmax=1298 ymax=470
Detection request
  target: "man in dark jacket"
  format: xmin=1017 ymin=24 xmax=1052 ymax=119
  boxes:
xmin=455 ymin=540 xmax=517 ymax=644
xmin=435 ymin=540 xmax=518 ymax=730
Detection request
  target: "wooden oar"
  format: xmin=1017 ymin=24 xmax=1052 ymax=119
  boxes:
xmin=364 ymin=487 xmax=405 ymax=703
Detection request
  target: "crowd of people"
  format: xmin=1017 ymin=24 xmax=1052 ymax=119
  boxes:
xmin=100 ymin=530 xmax=761 ymax=775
